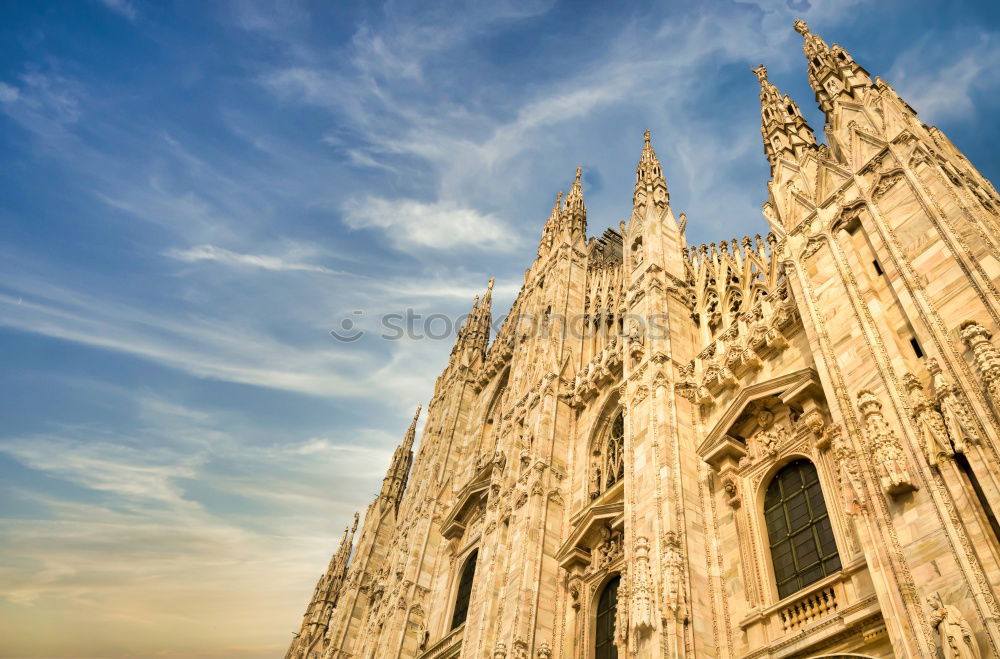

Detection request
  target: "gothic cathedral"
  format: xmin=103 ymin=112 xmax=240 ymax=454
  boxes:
xmin=287 ymin=21 xmax=1000 ymax=659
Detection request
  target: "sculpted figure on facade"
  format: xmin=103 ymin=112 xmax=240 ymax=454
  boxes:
xmin=928 ymin=358 xmax=982 ymax=454
xmin=857 ymin=389 xmax=918 ymax=496
xmin=287 ymin=20 xmax=1000 ymax=659
xmin=928 ymin=593 xmax=981 ymax=659
xmin=904 ymin=372 xmax=954 ymax=467
xmin=661 ymin=530 xmax=688 ymax=623
xmin=630 ymin=536 xmax=657 ymax=640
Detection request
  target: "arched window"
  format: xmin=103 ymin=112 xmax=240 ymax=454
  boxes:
xmin=604 ymin=412 xmax=625 ymax=490
xmin=450 ymin=550 xmax=478 ymax=629
xmin=764 ymin=459 xmax=841 ymax=599
xmin=595 ymin=575 xmax=620 ymax=659
xmin=480 ymin=371 xmax=508 ymax=453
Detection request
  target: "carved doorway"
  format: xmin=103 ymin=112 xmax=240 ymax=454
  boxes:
xmin=595 ymin=575 xmax=620 ymax=659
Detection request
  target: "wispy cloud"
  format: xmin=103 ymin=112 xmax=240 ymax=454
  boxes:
xmin=96 ymin=0 xmax=137 ymax=21
xmin=1 ymin=436 xmax=198 ymax=503
xmin=164 ymin=243 xmax=348 ymax=275
xmin=0 ymin=82 xmax=19 ymax=103
xmin=342 ymin=197 xmax=515 ymax=250
xmin=889 ymin=33 xmax=1000 ymax=123
xmin=0 ymin=277 xmax=366 ymax=398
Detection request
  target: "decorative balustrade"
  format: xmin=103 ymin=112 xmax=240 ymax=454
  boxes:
xmin=777 ymin=585 xmax=838 ymax=632
xmin=417 ymin=623 xmax=464 ymax=659
xmin=736 ymin=560 xmax=881 ymax=657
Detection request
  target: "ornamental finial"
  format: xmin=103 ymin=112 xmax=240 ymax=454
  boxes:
xmin=752 ymin=64 xmax=767 ymax=82
xmin=793 ymin=19 xmax=809 ymax=35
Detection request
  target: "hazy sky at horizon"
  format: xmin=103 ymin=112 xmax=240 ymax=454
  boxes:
xmin=1 ymin=0 xmax=999 ymax=657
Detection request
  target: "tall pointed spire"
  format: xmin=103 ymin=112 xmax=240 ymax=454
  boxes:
xmin=537 ymin=190 xmax=563 ymax=258
xmin=563 ymin=166 xmax=587 ymax=238
xmin=379 ymin=406 xmax=422 ymax=509
xmin=450 ymin=294 xmax=479 ymax=357
xmin=449 ymin=280 xmax=493 ymax=366
xmin=332 ymin=512 xmax=358 ymax=566
xmin=402 ymin=404 xmax=422 ymax=452
xmin=793 ymin=19 xmax=872 ymax=123
xmin=633 ymin=130 xmax=669 ymax=210
xmin=753 ymin=64 xmax=817 ymax=169
xmin=324 ymin=510 xmax=360 ymax=595
xmin=467 ymin=278 xmax=493 ymax=357
xmin=481 ymin=277 xmax=494 ymax=310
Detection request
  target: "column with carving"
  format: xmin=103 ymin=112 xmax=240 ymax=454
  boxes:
xmin=960 ymin=321 xmax=1000 ymax=416
xmin=857 ymin=389 xmax=919 ymax=496
xmin=929 ymin=358 xmax=983 ymax=455
xmin=903 ymin=373 xmax=954 ymax=468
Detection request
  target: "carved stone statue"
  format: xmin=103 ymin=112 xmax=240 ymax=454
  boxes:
xmin=589 ymin=462 xmax=602 ymax=500
xmin=903 ymin=372 xmax=954 ymax=467
xmin=928 ymin=359 xmax=981 ymax=454
xmin=928 ymin=593 xmax=981 ymax=659
xmin=630 ymin=536 xmax=656 ymax=639
xmin=614 ymin=570 xmax=629 ymax=651
xmin=857 ymin=389 xmax=917 ymax=496
xmin=960 ymin=320 xmax=1000 ymax=412
xmin=661 ymin=530 xmax=688 ymax=623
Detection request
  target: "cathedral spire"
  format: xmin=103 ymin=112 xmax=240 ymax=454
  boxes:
xmin=481 ymin=276 xmax=494 ymax=310
xmin=467 ymin=278 xmax=493 ymax=356
xmin=322 ymin=510 xmax=359 ymax=595
xmin=793 ymin=19 xmax=872 ymax=123
xmin=402 ymin=404 xmax=422 ymax=453
xmin=633 ymin=130 xmax=669 ymax=210
xmin=379 ymin=406 xmax=422 ymax=509
xmin=537 ymin=191 xmax=563 ymax=258
xmin=449 ymin=280 xmax=493 ymax=366
xmin=753 ymin=64 xmax=817 ymax=169
xmin=332 ymin=512 xmax=359 ymax=565
xmin=563 ymin=166 xmax=587 ymax=238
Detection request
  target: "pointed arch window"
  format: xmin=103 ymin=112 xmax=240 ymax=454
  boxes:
xmin=480 ymin=371 xmax=508 ymax=454
xmin=450 ymin=550 xmax=478 ymax=629
xmin=595 ymin=575 xmax=620 ymax=659
xmin=764 ymin=459 xmax=841 ymax=599
xmin=604 ymin=411 xmax=625 ymax=490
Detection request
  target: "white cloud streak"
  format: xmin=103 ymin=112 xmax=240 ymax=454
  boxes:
xmin=96 ymin=0 xmax=137 ymax=21
xmin=342 ymin=197 xmax=514 ymax=250
xmin=164 ymin=244 xmax=347 ymax=275
xmin=889 ymin=34 xmax=1000 ymax=123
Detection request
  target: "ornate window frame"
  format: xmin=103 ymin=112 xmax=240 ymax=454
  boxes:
xmin=477 ymin=368 xmax=509 ymax=458
xmin=602 ymin=411 xmax=625 ymax=492
xmin=756 ymin=456 xmax=842 ymax=600
xmin=698 ymin=369 xmax=878 ymax=650
xmin=558 ymin=516 xmax=625 ymax=659
xmin=448 ymin=547 xmax=479 ymax=631
xmin=588 ymin=392 xmax=625 ymax=501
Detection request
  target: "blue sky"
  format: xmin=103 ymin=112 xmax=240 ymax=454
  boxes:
xmin=1 ymin=0 xmax=999 ymax=657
